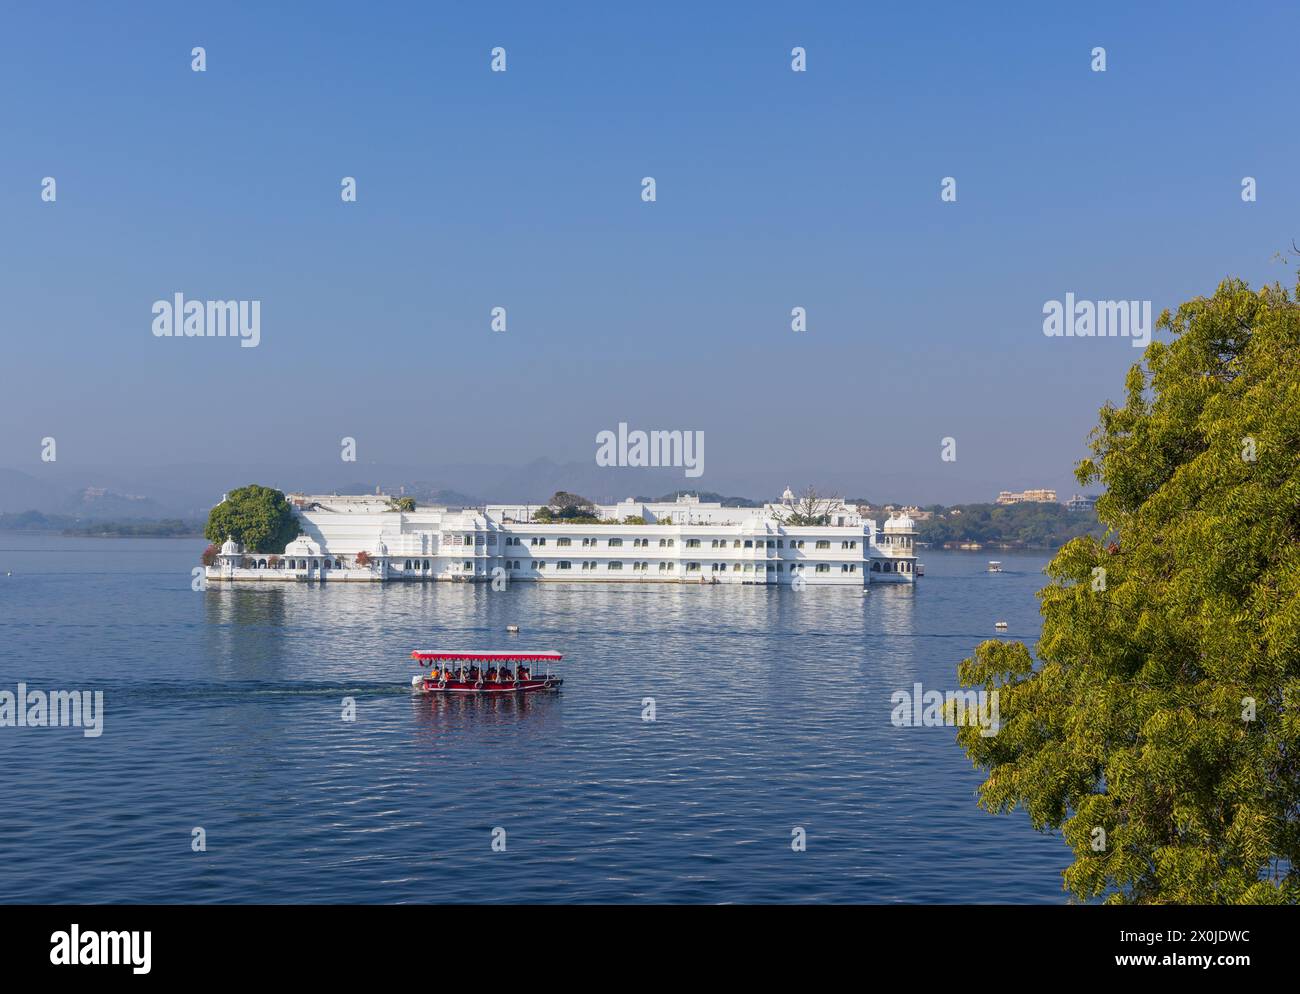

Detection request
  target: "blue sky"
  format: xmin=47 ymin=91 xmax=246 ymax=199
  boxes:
xmin=2 ymin=0 xmax=1297 ymax=504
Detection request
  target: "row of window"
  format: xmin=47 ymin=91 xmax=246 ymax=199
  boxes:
xmin=426 ymin=557 xmax=901 ymax=573
xmin=498 ymin=560 xmax=859 ymax=574
xmin=456 ymin=535 xmax=858 ymax=550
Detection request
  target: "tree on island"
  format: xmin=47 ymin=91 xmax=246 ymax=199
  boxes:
xmin=533 ymin=491 xmax=602 ymax=523
xmin=771 ymin=486 xmax=841 ymax=526
xmin=954 ymin=276 xmax=1300 ymax=903
xmin=204 ymin=484 xmax=301 ymax=554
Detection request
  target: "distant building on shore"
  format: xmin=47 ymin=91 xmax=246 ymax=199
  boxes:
xmin=1065 ymin=493 xmax=1099 ymax=512
xmin=856 ymin=503 xmax=933 ymax=522
xmin=995 ymin=488 xmax=1058 ymax=506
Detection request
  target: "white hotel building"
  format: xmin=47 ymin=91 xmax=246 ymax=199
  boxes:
xmin=208 ymin=491 xmax=918 ymax=587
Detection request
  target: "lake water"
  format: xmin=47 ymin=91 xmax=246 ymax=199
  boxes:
xmin=0 ymin=536 xmax=1070 ymax=903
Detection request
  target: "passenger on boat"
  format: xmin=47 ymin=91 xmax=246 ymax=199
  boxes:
xmin=501 ymin=667 xmax=513 ymax=681
xmin=487 ymin=666 xmax=498 ymax=682
xmin=519 ymin=665 xmax=531 ymax=680
xmin=430 ymin=666 xmax=441 ymax=681
xmin=468 ymin=665 xmax=481 ymax=682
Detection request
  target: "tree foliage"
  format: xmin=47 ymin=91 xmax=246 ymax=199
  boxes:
xmin=547 ymin=491 xmax=595 ymax=514
xmin=533 ymin=491 xmax=604 ymax=523
xmin=955 ymin=277 xmax=1300 ymax=904
xmin=204 ymin=484 xmax=301 ymax=554
xmin=772 ymin=486 xmax=841 ymax=526
xmin=919 ymin=502 xmax=1103 ymax=549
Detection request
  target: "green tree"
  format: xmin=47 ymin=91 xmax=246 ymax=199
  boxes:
xmin=772 ymin=486 xmax=840 ymax=526
xmin=204 ymin=484 xmax=301 ymax=553
xmin=954 ymin=277 xmax=1300 ymax=904
xmin=546 ymin=491 xmax=596 ymax=518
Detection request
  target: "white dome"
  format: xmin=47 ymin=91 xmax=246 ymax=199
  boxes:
xmin=782 ymin=486 xmax=795 ymax=502
xmin=884 ymin=513 xmax=916 ymax=532
xmin=284 ymin=536 xmax=322 ymax=556
xmin=219 ymin=536 xmax=242 ymax=555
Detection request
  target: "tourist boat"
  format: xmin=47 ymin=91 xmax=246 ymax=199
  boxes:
xmin=987 ymin=561 xmax=1003 ymax=573
xmin=409 ymin=650 xmax=563 ymax=695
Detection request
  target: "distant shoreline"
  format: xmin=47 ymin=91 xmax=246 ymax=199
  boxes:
xmin=0 ymin=526 xmax=203 ymax=539
xmin=63 ymin=530 xmax=204 ymax=539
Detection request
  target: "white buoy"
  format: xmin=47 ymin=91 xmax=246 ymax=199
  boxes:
xmin=506 ymin=625 xmax=520 ymax=634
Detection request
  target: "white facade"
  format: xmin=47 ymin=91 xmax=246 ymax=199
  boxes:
xmin=208 ymin=493 xmax=918 ymax=586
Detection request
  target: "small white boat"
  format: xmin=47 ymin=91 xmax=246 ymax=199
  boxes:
xmin=987 ymin=561 xmax=1003 ymax=573
xmin=994 ymin=621 xmax=1009 ymax=629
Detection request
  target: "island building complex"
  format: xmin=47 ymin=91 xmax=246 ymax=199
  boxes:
xmin=208 ymin=491 xmax=918 ymax=587
xmin=994 ymin=488 xmax=1059 ymax=505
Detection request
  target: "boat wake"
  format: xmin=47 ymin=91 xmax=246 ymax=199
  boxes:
xmin=75 ymin=681 xmax=412 ymax=708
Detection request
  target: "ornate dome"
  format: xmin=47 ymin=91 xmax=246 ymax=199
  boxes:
xmin=884 ymin=513 xmax=916 ymax=532
xmin=219 ymin=535 xmax=242 ymax=555
xmin=284 ymin=535 xmax=322 ymax=556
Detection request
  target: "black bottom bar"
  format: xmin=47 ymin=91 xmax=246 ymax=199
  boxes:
xmin=0 ymin=904 xmax=1284 ymax=981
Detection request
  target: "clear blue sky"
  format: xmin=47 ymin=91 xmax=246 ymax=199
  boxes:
xmin=2 ymin=0 xmax=1297 ymax=503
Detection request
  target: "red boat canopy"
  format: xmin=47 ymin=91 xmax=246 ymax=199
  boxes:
xmin=411 ymin=650 xmax=562 ymax=663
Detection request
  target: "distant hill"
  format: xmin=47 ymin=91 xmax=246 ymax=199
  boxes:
xmin=62 ymin=519 xmax=203 ymax=538
xmin=0 ymin=509 xmax=202 ymax=536
xmin=0 ymin=469 xmax=63 ymax=514
xmin=0 ymin=510 xmax=79 ymax=531
xmin=916 ymin=502 xmax=1105 ymax=549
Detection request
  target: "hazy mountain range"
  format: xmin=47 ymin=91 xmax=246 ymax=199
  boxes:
xmin=0 ymin=458 xmax=1033 ymax=521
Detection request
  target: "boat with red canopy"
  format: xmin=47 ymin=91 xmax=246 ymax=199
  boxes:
xmin=409 ymin=650 xmax=563 ymax=695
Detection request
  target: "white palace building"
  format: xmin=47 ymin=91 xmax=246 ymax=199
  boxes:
xmin=208 ymin=491 xmax=918 ymax=587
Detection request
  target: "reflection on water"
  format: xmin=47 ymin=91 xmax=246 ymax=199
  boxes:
xmin=0 ymin=537 xmax=1068 ymax=903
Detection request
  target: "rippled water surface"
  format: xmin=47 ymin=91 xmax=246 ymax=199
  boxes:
xmin=0 ymin=536 xmax=1069 ymax=902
